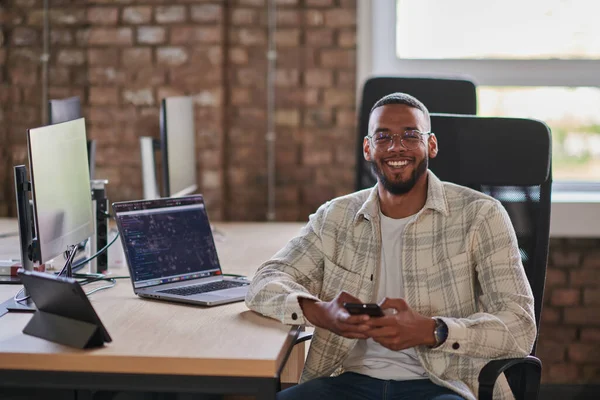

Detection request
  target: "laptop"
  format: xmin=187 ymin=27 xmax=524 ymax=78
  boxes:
xmin=112 ymin=195 xmax=249 ymax=306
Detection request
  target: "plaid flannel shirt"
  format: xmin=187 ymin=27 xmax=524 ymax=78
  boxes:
xmin=246 ymin=171 xmax=536 ymax=400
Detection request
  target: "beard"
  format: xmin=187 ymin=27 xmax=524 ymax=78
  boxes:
xmin=369 ymin=156 xmax=428 ymax=195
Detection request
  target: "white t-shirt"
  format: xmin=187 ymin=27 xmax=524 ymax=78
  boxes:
xmin=342 ymin=211 xmax=428 ymax=380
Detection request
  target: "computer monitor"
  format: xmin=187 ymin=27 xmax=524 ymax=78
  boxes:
xmin=4 ymin=118 xmax=94 ymax=310
xmin=48 ymin=96 xmax=96 ymax=179
xmin=140 ymin=96 xmax=197 ymax=199
xmin=27 ymin=118 xmax=95 ymax=267
xmin=160 ymin=96 xmax=197 ymax=197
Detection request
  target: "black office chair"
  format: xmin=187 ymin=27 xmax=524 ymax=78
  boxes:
xmin=428 ymin=114 xmax=552 ymax=400
xmin=356 ymin=76 xmax=477 ymax=190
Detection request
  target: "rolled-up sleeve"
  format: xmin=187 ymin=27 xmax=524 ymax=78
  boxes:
xmin=245 ymin=204 xmax=328 ymax=325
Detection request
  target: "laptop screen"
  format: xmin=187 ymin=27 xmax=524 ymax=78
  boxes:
xmin=113 ymin=195 xmax=222 ymax=289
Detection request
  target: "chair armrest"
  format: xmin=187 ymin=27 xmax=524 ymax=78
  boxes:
xmin=478 ymin=355 xmax=542 ymax=400
xmin=295 ymin=331 xmax=313 ymax=344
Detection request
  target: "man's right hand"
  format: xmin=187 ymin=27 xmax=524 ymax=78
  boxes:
xmin=299 ymin=291 xmax=371 ymax=339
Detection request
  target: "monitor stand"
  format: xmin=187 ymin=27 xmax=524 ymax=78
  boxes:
xmin=3 ymin=296 xmax=37 ymax=313
xmin=4 ymin=243 xmax=77 ymax=315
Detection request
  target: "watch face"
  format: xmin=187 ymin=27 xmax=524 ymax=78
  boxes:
xmin=435 ymin=319 xmax=448 ymax=345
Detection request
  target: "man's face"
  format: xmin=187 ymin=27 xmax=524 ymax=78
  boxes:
xmin=363 ymin=104 xmax=437 ymax=195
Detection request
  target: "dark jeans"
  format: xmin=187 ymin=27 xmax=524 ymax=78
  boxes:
xmin=277 ymin=372 xmax=465 ymax=400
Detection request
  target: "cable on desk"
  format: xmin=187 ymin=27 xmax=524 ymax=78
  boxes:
xmin=13 ymin=272 xmax=125 ymax=305
xmin=85 ymin=278 xmax=116 ymax=296
xmin=74 ymin=272 xmax=130 ymax=284
xmin=76 ymin=275 xmax=108 ymax=286
xmin=69 ymin=232 xmax=120 ymax=271
xmin=56 ymin=244 xmax=80 ymax=277
xmin=14 ymin=287 xmax=29 ymax=303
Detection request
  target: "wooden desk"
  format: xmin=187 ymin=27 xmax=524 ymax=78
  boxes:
xmin=0 ymin=220 xmax=306 ymax=399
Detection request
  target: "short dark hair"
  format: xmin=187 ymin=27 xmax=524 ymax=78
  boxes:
xmin=370 ymin=92 xmax=431 ymax=129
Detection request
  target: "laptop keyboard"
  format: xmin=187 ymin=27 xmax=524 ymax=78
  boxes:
xmin=157 ymin=280 xmax=249 ymax=296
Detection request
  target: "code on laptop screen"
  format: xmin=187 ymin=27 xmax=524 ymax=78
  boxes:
xmin=117 ymin=202 xmax=221 ymax=288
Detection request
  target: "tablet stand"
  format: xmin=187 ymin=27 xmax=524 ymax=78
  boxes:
xmin=23 ymin=310 xmax=107 ymax=349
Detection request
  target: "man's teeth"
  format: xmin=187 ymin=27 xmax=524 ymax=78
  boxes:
xmin=387 ymin=160 xmax=409 ymax=167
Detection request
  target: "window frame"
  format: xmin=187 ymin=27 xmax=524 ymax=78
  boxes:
xmin=374 ymin=0 xmax=600 ymax=87
xmin=357 ymin=0 xmax=600 ymax=237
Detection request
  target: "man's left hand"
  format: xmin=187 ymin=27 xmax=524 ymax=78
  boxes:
xmin=364 ymin=298 xmax=436 ymax=351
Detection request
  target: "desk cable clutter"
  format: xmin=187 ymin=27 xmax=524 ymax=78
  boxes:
xmin=11 ymin=231 xmax=122 ymax=307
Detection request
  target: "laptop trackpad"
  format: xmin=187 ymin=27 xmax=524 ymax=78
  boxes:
xmin=196 ymin=294 xmax=227 ymax=302
xmin=211 ymin=287 xmax=248 ymax=298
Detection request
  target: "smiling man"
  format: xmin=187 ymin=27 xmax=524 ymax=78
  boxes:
xmin=246 ymin=93 xmax=536 ymax=400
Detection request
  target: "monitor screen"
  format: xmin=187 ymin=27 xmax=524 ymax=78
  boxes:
xmin=27 ymin=118 xmax=94 ymax=264
xmin=160 ymin=96 xmax=197 ymax=197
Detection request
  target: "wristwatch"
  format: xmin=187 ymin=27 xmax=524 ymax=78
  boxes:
xmin=433 ymin=318 xmax=448 ymax=347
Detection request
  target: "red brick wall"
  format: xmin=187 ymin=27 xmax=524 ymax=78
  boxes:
xmin=1 ymin=0 xmax=45 ymax=217
xmin=1 ymin=0 xmax=357 ymax=222
xmin=538 ymin=239 xmax=600 ymax=384
xmin=226 ymin=0 xmax=357 ymax=220
xmin=1 ymin=0 xmax=599 ymax=387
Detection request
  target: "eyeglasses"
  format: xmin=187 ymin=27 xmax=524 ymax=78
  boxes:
xmin=367 ymin=130 xmax=431 ymax=151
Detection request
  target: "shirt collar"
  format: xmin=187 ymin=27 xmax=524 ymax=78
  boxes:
xmin=424 ymin=171 xmax=449 ymax=216
xmin=354 ymin=170 xmax=449 ymax=224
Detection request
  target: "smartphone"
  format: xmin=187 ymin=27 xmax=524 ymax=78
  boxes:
xmin=343 ymin=302 xmax=385 ymax=317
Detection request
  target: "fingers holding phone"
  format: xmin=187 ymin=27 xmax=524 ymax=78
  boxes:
xmin=300 ymin=291 xmax=372 ymax=339
xmin=332 ymin=292 xmax=373 ymax=338
xmin=336 ymin=301 xmax=386 ymax=339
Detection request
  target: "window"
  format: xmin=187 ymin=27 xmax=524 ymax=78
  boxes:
xmin=367 ymin=0 xmax=600 ymax=184
xmin=396 ymin=0 xmax=600 ymax=60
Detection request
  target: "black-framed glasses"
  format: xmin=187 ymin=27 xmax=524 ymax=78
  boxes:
xmin=367 ymin=130 xmax=432 ymax=150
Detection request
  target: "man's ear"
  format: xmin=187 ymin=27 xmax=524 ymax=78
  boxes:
xmin=363 ymin=136 xmax=372 ymax=161
xmin=428 ymin=133 xmax=438 ymax=159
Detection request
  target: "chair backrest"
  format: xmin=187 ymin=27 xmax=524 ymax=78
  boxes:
xmin=48 ymin=96 xmax=82 ymax=125
xmin=429 ymin=114 xmax=552 ymax=349
xmin=356 ymin=76 xmax=477 ymax=190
